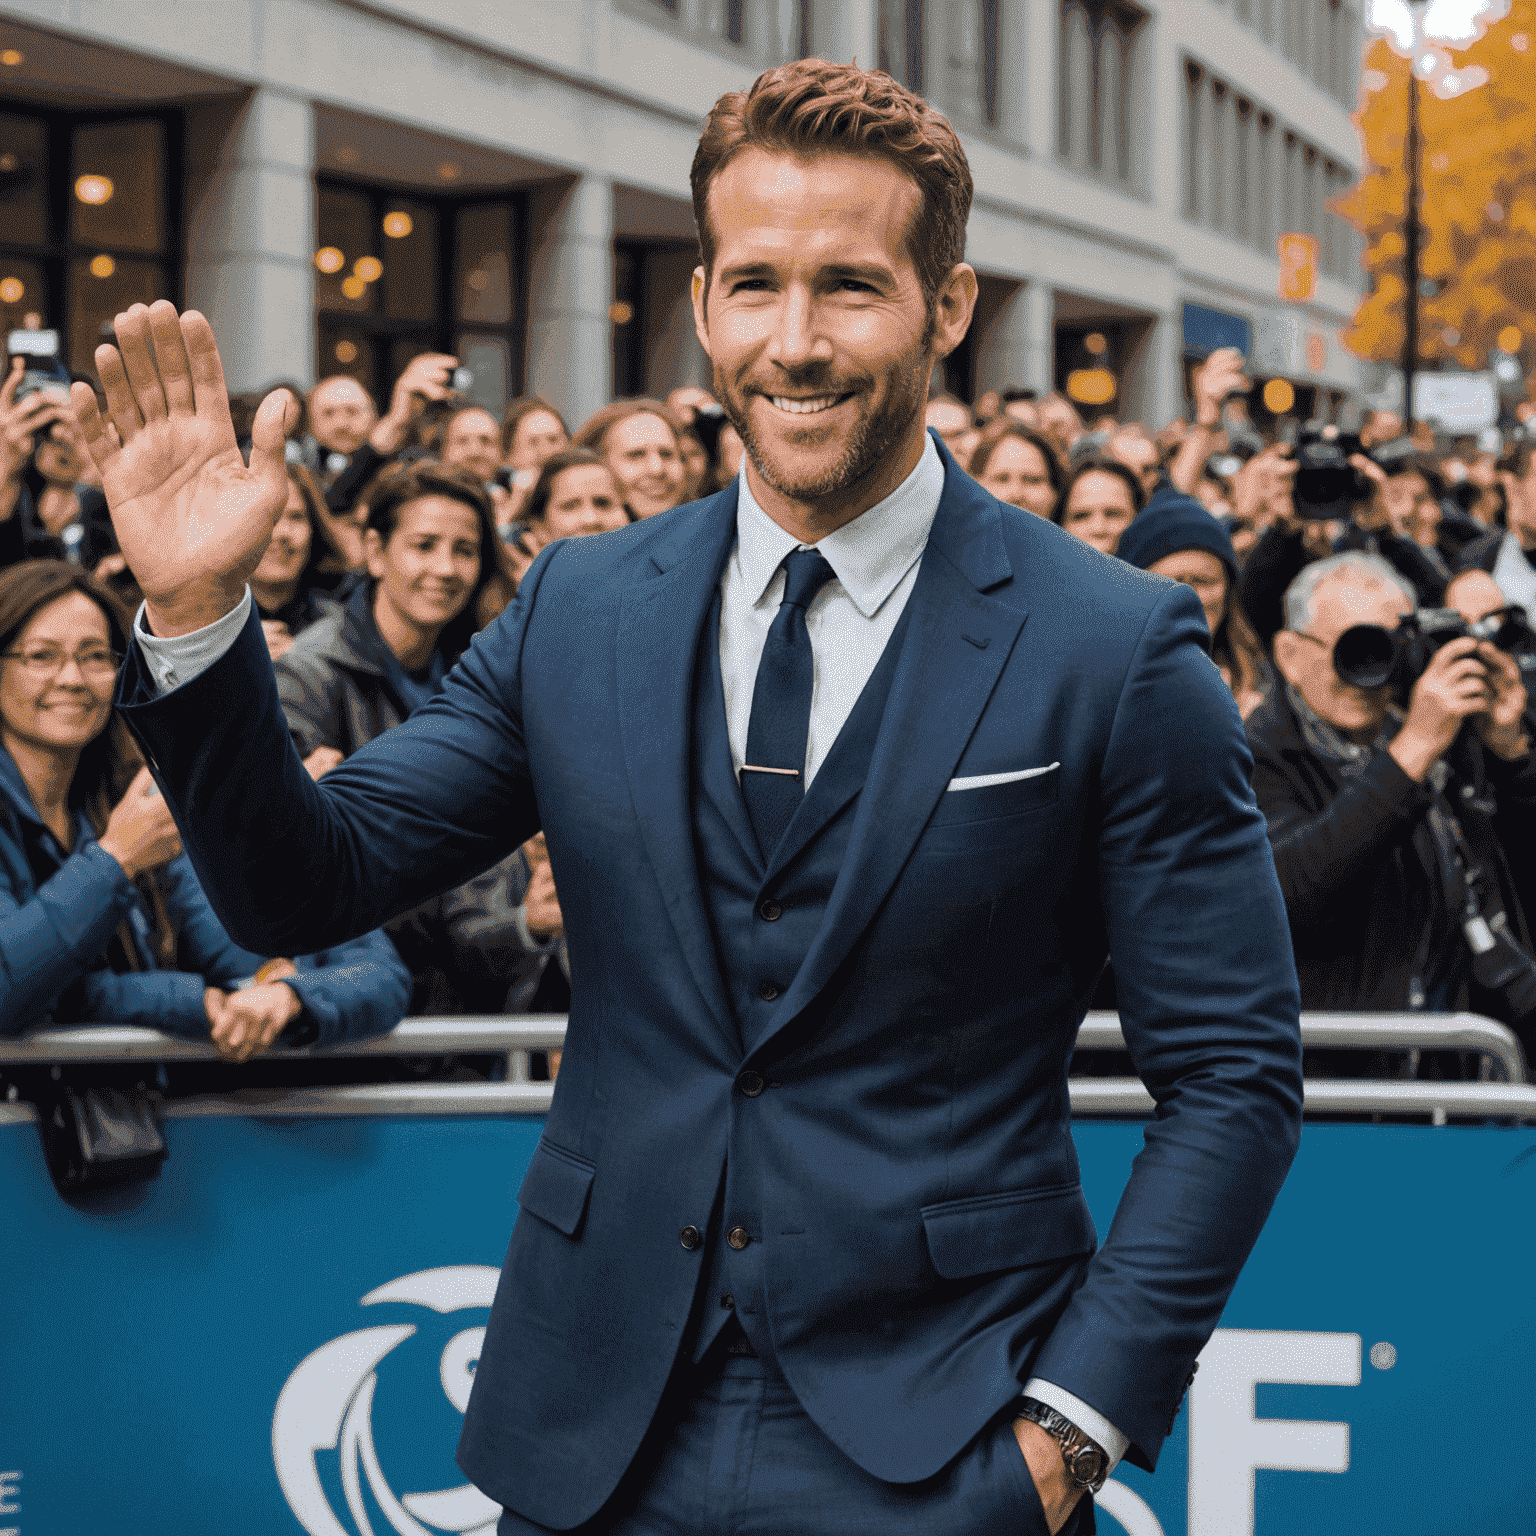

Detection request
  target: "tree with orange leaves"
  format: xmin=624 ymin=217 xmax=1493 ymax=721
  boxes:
xmin=1337 ymin=3 xmax=1536 ymax=376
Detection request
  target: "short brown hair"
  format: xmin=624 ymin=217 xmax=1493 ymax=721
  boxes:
xmin=363 ymin=461 xmax=514 ymax=650
xmin=691 ymin=59 xmax=973 ymax=314
xmin=500 ymin=395 xmax=570 ymax=461
xmin=574 ymin=399 xmax=682 ymax=459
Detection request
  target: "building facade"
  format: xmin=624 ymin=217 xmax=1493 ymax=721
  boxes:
xmin=0 ymin=0 xmax=1365 ymax=432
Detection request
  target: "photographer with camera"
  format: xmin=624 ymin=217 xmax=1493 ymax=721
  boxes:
xmin=1248 ymin=551 xmax=1536 ymax=1067
xmin=319 ymin=352 xmax=461 ymax=519
xmin=1455 ymin=440 xmax=1536 ymax=628
xmin=0 ymin=351 xmax=118 ymax=578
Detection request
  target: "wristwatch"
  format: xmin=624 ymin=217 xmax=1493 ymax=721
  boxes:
xmin=1012 ymin=1397 xmax=1110 ymax=1494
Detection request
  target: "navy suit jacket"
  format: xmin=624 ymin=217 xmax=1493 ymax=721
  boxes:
xmin=119 ymin=443 xmax=1302 ymax=1528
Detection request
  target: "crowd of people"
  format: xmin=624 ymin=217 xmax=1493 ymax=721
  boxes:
xmin=2 ymin=331 xmax=1534 ymax=1082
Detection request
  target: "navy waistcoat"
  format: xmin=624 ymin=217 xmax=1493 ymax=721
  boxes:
xmin=687 ymin=589 xmax=914 ymax=1363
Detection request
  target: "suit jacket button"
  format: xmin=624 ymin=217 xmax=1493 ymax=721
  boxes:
xmin=757 ymin=980 xmax=781 ymax=1001
xmin=736 ymin=1070 xmax=765 ymax=1097
xmin=757 ymin=899 xmax=782 ymax=921
xmin=727 ymin=1226 xmax=751 ymax=1250
xmin=679 ymin=1225 xmax=701 ymax=1250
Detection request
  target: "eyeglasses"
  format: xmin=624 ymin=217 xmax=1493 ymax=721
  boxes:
xmin=0 ymin=646 xmax=122 ymax=683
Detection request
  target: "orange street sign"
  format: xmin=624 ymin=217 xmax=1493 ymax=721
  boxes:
xmin=1278 ymin=234 xmax=1319 ymax=302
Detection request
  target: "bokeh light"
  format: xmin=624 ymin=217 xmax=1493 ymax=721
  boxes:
xmin=382 ymin=211 xmax=413 ymax=239
xmin=341 ymin=275 xmax=368 ymax=300
xmin=0 ymin=277 xmax=23 ymax=303
xmin=354 ymin=256 xmax=383 ymax=282
xmin=315 ymin=247 xmax=345 ymax=275
xmin=74 ymin=174 xmax=113 ymax=206
xmin=334 ymin=340 xmax=359 ymax=364
xmin=1066 ymin=369 xmax=1117 ymax=406
xmin=89 ymin=254 xmax=116 ymax=279
xmin=1262 ymin=379 xmax=1297 ymax=414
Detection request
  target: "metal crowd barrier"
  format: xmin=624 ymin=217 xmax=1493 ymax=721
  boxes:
xmin=1 ymin=1011 xmax=1531 ymax=1125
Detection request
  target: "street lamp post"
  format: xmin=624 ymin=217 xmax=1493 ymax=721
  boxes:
xmin=1402 ymin=31 xmax=1423 ymax=430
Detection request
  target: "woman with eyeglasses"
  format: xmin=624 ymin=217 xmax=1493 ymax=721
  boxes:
xmin=0 ymin=560 xmax=410 ymax=1056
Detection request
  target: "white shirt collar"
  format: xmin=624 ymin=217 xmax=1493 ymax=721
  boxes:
xmin=732 ymin=434 xmax=945 ymax=619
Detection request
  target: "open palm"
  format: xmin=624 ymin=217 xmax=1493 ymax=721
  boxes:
xmin=70 ymin=301 xmax=294 ymax=635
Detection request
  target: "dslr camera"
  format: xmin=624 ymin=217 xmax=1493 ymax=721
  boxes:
xmin=1333 ymin=606 xmax=1536 ymax=702
xmin=1289 ymin=426 xmax=1371 ymax=519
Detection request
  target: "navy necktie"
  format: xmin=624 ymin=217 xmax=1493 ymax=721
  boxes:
xmin=741 ymin=549 xmax=838 ymax=861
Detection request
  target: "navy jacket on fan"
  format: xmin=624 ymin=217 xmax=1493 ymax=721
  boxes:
xmin=117 ymin=439 xmax=1302 ymax=1530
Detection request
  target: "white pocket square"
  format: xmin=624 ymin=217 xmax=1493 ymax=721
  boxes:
xmin=946 ymin=762 xmax=1060 ymax=792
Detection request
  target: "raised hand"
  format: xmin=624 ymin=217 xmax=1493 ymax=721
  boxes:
xmin=69 ymin=301 xmax=297 ymax=636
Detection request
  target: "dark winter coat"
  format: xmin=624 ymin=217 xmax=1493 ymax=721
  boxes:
xmin=1246 ymin=683 xmax=1536 ymax=1014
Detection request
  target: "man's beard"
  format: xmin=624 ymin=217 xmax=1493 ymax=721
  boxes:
xmin=716 ymin=333 xmax=934 ymax=507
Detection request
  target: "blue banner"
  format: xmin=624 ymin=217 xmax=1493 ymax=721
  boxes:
xmin=1182 ymin=303 xmax=1253 ymax=362
xmin=1 ymin=1109 xmax=1531 ymax=1534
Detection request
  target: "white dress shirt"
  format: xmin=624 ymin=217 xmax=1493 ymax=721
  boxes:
xmin=131 ymin=434 xmax=1128 ymax=1470
xmin=720 ymin=434 xmax=941 ymax=785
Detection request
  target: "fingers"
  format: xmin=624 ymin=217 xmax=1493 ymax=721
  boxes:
xmin=112 ymin=304 xmax=169 ymax=425
xmin=180 ymin=310 xmax=230 ymax=426
xmin=248 ymin=387 xmax=299 ymax=511
xmin=0 ymin=356 xmax=21 ymax=410
xmin=96 ymin=337 xmax=143 ymax=445
xmin=69 ymin=381 xmax=119 ymax=470
xmin=148 ymin=300 xmax=196 ymax=417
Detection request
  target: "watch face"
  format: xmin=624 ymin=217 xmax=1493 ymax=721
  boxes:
xmin=1066 ymin=1444 xmax=1106 ymax=1486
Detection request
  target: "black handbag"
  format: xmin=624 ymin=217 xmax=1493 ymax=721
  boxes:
xmin=36 ymin=1076 xmax=167 ymax=1197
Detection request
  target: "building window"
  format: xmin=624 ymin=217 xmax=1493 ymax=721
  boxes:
xmin=1224 ymin=0 xmax=1359 ymax=107
xmin=1180 ymin=60 xmax=1357 ymax=283
xmin=1058 ymin=1 xmax=1145 ymax=189
xmin=314 ymin=177 xmax=527 ymax=419
xmin=631 ymin=0 xmax=811 ymax=63
xmin=878 ymin=0 xmax=926 ymax=93
xmin=931 ymin=0 xmax=1000 ymax=129
xmin=0 ymin=103 xmax=180 ymax=379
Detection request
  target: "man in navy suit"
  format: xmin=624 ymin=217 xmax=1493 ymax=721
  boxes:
xmin=77 ymin=60 xmax=1300 ymax=1536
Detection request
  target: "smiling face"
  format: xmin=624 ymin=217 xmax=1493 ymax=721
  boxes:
xmin=603 ymin=412 xmax=686 ymax=519
xmin=1061 ymin=469 xmax=1137 ymax=555
xmin=0 ymin=591 xmax=116 ymax=762
xmin=537 ymin=463 xmax=629 ymax=542
xmin=442 ymin=408 xmax=502 ymax=483
xmin=309 ymin=377 xmax=376 ymax=456
xmin=253 ymin=481 xmax=314 ymax=590
xmin=693 ymin=147 xmax=974 ymax=530
xmin=508 ymin=409 xmax=569 ymax=472
xmin=364 ymin=496 xmax=482 ymax=646
xmin=978 ymin=435 xmax=1056 ymax=519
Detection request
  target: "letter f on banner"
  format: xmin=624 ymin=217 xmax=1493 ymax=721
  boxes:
xmin=1188 ymin=1330 xmax=1361 ymax=1536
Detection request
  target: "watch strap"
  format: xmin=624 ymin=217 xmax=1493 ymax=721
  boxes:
xmin=1013 ymin=1395 xmax=1110 ymax=1494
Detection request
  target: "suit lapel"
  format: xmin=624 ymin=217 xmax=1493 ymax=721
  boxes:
xmin=749 ymin=461 xmax=1028 ymax=1058
xmin=616 ymin=490 xmax=740 ymax=1039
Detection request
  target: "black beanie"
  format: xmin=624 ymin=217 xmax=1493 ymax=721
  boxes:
xmin=1115 ymin=486 xmax=1239 ymax=588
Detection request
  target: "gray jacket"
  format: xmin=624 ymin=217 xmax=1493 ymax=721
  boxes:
xmin=275 ymin=594 xmax=566 ymax=1015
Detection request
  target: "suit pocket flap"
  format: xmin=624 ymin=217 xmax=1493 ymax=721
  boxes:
xmin=517 ymin=1139 xmax=596 ymax=1237
xmin=920 ymin=1183 xmax=1097 ymax=1280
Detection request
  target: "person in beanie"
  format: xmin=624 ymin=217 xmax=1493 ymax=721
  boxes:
xmin=1117 ymin=487 xmax=1267 ymax=717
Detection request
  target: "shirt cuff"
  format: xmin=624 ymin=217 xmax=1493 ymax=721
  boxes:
xmin=133 ymin=589 xmax=253 ymax=694
xmin=1022 ymin=1378 xmax=1129 ymax=1473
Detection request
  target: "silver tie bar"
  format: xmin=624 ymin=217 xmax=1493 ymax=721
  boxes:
xmin=741 ymin=765 xmax=800 ymax=776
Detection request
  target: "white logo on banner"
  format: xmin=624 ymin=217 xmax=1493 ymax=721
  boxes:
xmin=273 ymin=1266 xmax=503 ymax=1536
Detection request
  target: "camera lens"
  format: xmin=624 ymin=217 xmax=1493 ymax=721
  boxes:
xmin=1332 ymin=624 xmax=1397 ymax=690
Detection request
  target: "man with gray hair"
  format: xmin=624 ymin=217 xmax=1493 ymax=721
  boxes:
xmin=1246 ymin=548 xmax=1536 ymax=1033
